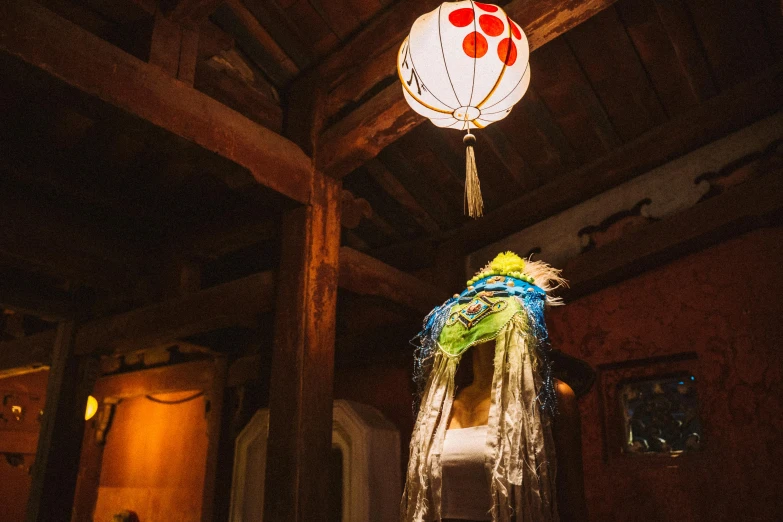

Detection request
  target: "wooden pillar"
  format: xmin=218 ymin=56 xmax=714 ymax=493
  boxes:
xmin=26 ymin=317 xmax=99 ymax=522
xmin=70 ymin=397 xmax=113 ymax=522
xmin=201 ymin=357 xmax=227 ymax=522
xmin=264 ymin=174 xmax=341 ymax=521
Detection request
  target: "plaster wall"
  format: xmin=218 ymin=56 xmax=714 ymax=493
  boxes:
xmin=547 ymin=227 xmax=783 ymax=521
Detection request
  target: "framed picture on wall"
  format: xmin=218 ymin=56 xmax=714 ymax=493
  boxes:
xmin=596 ymin=352 xmax=704 ymax=464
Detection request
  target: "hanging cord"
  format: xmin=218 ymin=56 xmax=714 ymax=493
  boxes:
xmin=463 ymin=131 xmax=484 ymax=218
xmin=144 ymin=391 xmax=204 ymax=405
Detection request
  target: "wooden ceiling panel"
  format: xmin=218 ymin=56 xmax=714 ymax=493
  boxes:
xmin=378 ymin=147 xmax=463 ymax=230
xmin=618 ymin=0 xmax=700 ymax=117
xmin=239 ymin=0 xmax=313 ymax=68
xmin=308 ymin=0 xmax=363 ymax=40
xmin=343 ymin=165 xmax=428 ymax=240
xmin=685 ymin=0 xmax=775 ymax=89
xmin=565 ymin=6 xmax=667 ymax=142
xmin=493 ymin=88 xmax=579 ymax=187
xmin=760 ymin=0 xmax=783 ymax=59
xmin=531 ymin=38 xmax=621 ymax=164
xmin=362 ymin=158 xmax=442 ymax=236
xmin=396 ymin=132 xmax=469 ymax=211
xmin=283 ymin=0 xmax=339 ymax=58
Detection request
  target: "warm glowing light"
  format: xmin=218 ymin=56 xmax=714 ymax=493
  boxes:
xmin=85 ymin=395 xmax=99 ymax=421
xmin=396 ymin=1 xmax=530 ymax=130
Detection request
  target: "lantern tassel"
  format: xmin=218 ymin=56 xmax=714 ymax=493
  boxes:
xmin=463 ymin=133 xmax=483 ymax=218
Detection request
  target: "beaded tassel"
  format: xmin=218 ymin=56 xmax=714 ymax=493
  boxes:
xmin=463 ymin=133 xmax=484 ymax=218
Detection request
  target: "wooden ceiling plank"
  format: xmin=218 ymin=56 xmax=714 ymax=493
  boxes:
xmin=618 ymin=0 xmax=708 ymax=118
xmin=240 ymin=0 xmax=312 ymax=68
xmin=220 ymin=0 xmax=299 ymax=83
xmin=0 ymin=281 xmax=73 ymax=321
xmin=165 ymin=0 xmax=226 ymax=27
xmin=81 ymin=0 xmax=156 ymax=24
xmin=495 ymin=88 xmax=578 ymax=185
xmin=650 ymin=0 xmax=717 ymax=103
xmin=379 ymin=147 xmax=462 ymax=229
xmin=684 ymin=0 xmax=775 ymax=90
xmin=531 ymin=38 xmax=621 ymax=163
xmin=364 ymin=158 xmax=441 ymax=235
xmin=565 ymin=6 xmax=667 ymax=142
xmin=0 ymin=187 xmax=153 ymax=291
xmin=316 ymin=0 xmax=622 ymax=178
xmin=759 ymin=0 xmax=783 ymax=59
xmin=283 ymin=0 xmax=339 ymax=58
xmin=308 ymin=0 xmax=361 ymax=40
xmin=315 ymin=0 xmax=439 ymax=89
xmin=378 ymin=63 xmax=783 ymax=267
xmin=0 ymin=0 xmax=314 ymax=205
xmin=194 ymin=58 xmax=284 ymax=132
xmin=478 ymin=125 xmax=534 ymax=194
xmin=344 ymin=167 xmax=427 ymax=240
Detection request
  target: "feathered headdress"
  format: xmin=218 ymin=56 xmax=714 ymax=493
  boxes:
xmin=402 ymin=252 xmax=566 ymax=522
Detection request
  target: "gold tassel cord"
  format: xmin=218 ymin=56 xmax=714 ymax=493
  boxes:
xmin=464 ymin=133 xmax=484 ymax=218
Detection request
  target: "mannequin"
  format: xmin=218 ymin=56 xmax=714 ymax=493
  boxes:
xmin=445 ymin=342 xmax=587 ymax=522
xmin=401 ymin=252 xmax=587 ymax=522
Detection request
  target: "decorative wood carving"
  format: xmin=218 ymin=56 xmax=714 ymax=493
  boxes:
xmin=468 ymin=112 xmax=783 ymax=272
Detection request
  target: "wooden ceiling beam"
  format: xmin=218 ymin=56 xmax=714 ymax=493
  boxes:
xmin=165 ymin=0 xmax=226 ymax=28
xmin=314 ymin=0 xmax=621 ymax=178
xmin=338 ymin=246 xmax=448 ymax=315
xmin=0 ymin=280 xmax=73 ymax=321
xmin=0 ymin=248 xmax=446 ymax=372
xmin=563 ymin=169 xmax=783 ymax=300
xmin=0 ymin=189 xmax=155 ymax=292
xmin=220 ymin=0 xmax=299 ymax=83
xmin=0 ymin=0 xmax=315 ymax=205
xmin=372 ymin=63 xmax=783 ymax=269
xmin=0 ymin=271 xmax=275 ymax=374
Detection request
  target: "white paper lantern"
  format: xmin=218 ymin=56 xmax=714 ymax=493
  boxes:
xmin=397 ymin=0 xmax=530 ymax=130
xmin=396 ymin=1 xmax=531 ymax=217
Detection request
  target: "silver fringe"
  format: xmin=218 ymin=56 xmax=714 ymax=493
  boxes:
xmin=401 ymin=316 xmax=559 ymax=522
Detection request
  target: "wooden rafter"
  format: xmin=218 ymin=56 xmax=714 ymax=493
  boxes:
xmin=0 ymin=0 xmax=315 ymax=205
xmin=311 ymin=0 xmax=622 ymax=178
xmin=0 ymin=271 xmax=275 ymax=377
xmin=373 ymin=63 xmax=783 ymax=268
xmin=338 ymin=247 xmax=448 ymax=315
xmin=0 ymin=247 xmax=446 ymax=373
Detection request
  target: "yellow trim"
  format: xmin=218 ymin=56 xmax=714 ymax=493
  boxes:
xmin=476 ymin=13 xmax=514 ymax=109
xmin=471 ymin=119 xmax=485 ymax=129
xmin=397 ymin=38 xmax=453 ymax=115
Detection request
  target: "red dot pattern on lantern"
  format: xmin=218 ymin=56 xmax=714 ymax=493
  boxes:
xmin=510 ymin=20 xmax=522 ymax=39
xmin=479 ymin=14 xmax=504 ymax=37
xmin=448 ymin=8 xmax=474 ymax=27
xmin=497 ymin=37 xmax=517 ymax=65
xmin=463 ymin=31 xmax=488 ymax=58
xmin=475 ymin=2 xmax=498 ymax=12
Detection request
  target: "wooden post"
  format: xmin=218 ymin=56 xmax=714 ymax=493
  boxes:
xmin=26 ymin=314 xmax=99 ymax=522
xmin=264 ymin=174 xmax=342 ymax=521
xmin=70 ymin=398 xmax=113 ymax=522
xmin=201 ymin=357 xmax=227 ymax=522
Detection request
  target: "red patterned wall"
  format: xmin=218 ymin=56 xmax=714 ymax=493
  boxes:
xmin=547 ymin=227 xmax=783 ymax=521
